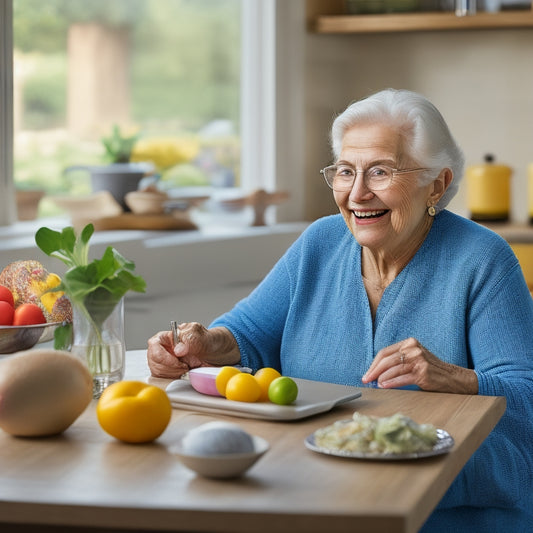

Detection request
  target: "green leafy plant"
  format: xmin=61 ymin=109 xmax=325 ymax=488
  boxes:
xmin=101 ymin=125 xmax=140 ymax=164
xmin=35 ymin=223 xmax=146 ymax=359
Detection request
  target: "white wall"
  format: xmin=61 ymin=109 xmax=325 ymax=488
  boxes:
xmin=302 ymin=28 xmax=533 ymax=222
xmin=122 ymin=225 xmax=306 ymax=348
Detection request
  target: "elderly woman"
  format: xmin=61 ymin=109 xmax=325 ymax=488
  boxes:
xmin=147 ymin=89 xmax=533 ymax=531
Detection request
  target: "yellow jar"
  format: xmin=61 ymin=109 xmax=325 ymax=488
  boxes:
xmin=466 ymin=155 xmax=512 ymax=222
xmin=528 ymin=163 xmax=533 ymax=223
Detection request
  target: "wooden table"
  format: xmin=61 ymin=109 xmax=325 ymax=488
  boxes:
xmin=0 ymin=350 xmax=506 ymax=533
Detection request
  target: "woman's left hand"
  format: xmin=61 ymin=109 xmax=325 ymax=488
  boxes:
xmin=361 ymin=337 xmax=478 ymax=394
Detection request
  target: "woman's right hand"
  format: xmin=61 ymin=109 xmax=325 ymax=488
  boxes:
xmin=146 ymin=329 xmax=206 ymax=379
xmin=147 ymin=323 xmax=240 ymax=379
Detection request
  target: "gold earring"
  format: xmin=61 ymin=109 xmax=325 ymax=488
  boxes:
xmin=427 ymin=205 xmax=436 ymax=217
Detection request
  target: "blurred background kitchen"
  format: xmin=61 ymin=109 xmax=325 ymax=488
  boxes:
xmin=1 ymin=0 xmax=533 ymax=347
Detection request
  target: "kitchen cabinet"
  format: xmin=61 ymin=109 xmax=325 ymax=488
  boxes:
xmin=510 ymin=243 xmax=533 ymax=290
xmin=307 ymin=0 xmax=533 ymax=33
xmin=483 ymin=223 xmax=533 ymax=290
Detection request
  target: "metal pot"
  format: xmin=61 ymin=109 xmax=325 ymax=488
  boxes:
xmin=64 ymin=162 xmax=154 ymax=211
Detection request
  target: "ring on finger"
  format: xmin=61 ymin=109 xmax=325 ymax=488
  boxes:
xmin=400 ymin=352 xmax=405 ymax=365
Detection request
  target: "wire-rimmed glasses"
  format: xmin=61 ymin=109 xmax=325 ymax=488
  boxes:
xmin=320 ymin=164 xmax=430 ymax=192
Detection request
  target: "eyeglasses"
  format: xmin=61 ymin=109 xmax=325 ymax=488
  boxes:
xmin=320 ymin=164 xmax=430 ymax=192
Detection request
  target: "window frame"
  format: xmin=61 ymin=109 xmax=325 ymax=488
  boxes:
xmin=0 ymin=0 xmax=305 ymax=226
xmin=0 ymin=0 xmax=16 ymax=226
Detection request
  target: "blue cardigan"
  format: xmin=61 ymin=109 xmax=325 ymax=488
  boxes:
xmin=210 ymin=210 xmax=533 ymax=531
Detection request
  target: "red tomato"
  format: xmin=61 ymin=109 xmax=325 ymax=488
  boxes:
xmin=0 ymin=301 xmax=14 ymax=325
xmin=0 ymin=285 xmax=14 ymax=307
xmin=13 ymin=303 xmax=46 ymax=326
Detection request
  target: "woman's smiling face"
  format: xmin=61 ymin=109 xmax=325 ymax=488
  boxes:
xmin=334 ymin=122 xmax=436 ymax=256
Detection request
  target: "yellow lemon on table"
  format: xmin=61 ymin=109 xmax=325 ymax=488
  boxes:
xmin=225 ymin=373 xmax=262 ymax=403
xmin=254 ymin=367 xmax=282 ymax=402
xmin=96 ymin=381 xmax=172 ymax=443
xmin=215 ymin=366 xmax=242 ymax=397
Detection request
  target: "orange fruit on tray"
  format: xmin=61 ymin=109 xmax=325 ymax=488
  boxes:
xmin=225 ymin=372 xmax=262 ymax=403
xmin=254 ymin=367 xmax=281 ymax=402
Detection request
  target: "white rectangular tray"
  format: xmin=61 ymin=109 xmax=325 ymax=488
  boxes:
xmin=165 ymin=378 xmax=362 ymax=421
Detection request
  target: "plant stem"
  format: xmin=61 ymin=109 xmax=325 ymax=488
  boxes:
xmin=77 ymin=303 xmax=110 ymax=375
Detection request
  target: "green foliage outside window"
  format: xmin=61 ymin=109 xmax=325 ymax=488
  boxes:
xmin=13 ymin=0 xmax=241 ymax=216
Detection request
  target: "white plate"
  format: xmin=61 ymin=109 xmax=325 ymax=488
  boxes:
xmin=304 ymin=427 xmax=454 ymax=460
xmin=165 ymin=378 xmax=362 ymax=421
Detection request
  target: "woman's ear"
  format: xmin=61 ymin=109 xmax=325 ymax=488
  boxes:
xmin=429 ymin=168 xmax=453 ymax=205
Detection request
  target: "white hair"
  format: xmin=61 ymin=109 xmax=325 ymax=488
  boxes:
xmin=330 ymin=88 xmax=465 ymax=210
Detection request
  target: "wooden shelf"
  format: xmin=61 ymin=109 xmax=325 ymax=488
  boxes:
xmin=314 ymin=10 xmax=533 ymax=33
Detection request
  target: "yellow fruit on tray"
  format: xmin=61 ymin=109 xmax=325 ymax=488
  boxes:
xmin=254 ymin=367 xmax=281 ymax=402
xmin=215 ymin=366 xmax=242 ymax=397
xmin=209 ymin=366 xmax=297 ymax=405
xmin=96 ymin=381 xmax=172 ymax=443
xmin=225 ymin=373 xmax=262 ymax=403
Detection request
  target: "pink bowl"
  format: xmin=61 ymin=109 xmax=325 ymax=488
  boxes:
xmin=188 ymin=367 xmax=223 ymax=397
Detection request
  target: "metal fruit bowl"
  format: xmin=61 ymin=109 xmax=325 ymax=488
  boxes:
xmin=0 ymin=322 xmax=64 ymax=355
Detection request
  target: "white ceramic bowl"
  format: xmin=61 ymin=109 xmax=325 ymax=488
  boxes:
xmin=124 ymin=190 xmax=169 ymax=215
xmin=171 ymin=435 xmax=269 ymax=479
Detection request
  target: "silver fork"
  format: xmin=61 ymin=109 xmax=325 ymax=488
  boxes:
xmin=170 ymin=320 xmax=180 ymax=345
xmin=170 ymin=320 xmax=189 ymax=380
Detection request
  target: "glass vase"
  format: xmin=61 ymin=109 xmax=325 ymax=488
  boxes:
xmin=70 ymin=297 xmax=126 ymax=399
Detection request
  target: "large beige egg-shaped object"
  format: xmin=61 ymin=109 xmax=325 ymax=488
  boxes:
xmin=0 ymin=349 xmax=93 ymax=437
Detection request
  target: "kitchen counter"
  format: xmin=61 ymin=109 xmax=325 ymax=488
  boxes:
xmin=483 ymin=221 xmax=533 ymax=243
xmin=0 ymin=350 xmax=506 ymax=533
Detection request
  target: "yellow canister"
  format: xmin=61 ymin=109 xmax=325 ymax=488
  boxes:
xmin=528 ymin=163 xmax=533 ymax=224
xmin=466 ymin=154 xmax=512 ymax=222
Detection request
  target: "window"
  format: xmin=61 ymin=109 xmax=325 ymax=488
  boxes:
xmin=12 ymin=0 xmax=241 ymax=217
xmin=0 ymin=0 xmax=305 ymax=226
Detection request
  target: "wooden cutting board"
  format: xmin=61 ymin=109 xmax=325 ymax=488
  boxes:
xmin=87 ymin=213 xmax=198 ymax=231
